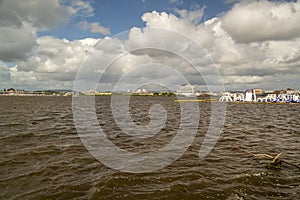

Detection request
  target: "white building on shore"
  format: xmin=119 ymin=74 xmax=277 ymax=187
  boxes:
xmin=176 ymin=84 xmax=195 ymax=97
xmin=219 ymin=89 xmax=300 ymax=103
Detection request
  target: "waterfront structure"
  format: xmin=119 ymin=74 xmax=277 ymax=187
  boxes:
xmin=135 ymin=88 xmax=148 ymax=94
xmin=195 ymin=91 xmax=218 ymax=97
xmin=176 ymin=84 xmax=195 ymax=97
xmin=219 ymin=89 xmax=300 ymax=103
xmin=244 ymin=89 xmax=256 ymax=102
xmin=257 ymin=94 xmax=277 ymax=102
xmin=219 ymin=92 xmax=244 ymax=102
xmin=84 ymin=90 xmax=112 ymax=96
xmin=219 ymin=92 xmax=233 ymax=102
xmin=84 ymin=90 xmax=96 ymax=95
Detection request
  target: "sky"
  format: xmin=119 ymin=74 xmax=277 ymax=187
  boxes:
xmin=0 ymin=0 xmax=299 ymax=91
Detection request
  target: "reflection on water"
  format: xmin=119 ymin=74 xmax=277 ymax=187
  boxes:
xmin=0 ymin=96 xmax=299 ymax=199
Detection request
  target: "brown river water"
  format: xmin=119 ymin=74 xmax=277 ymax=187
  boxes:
xmin=0 ymin=96 xmax=299 ymax=199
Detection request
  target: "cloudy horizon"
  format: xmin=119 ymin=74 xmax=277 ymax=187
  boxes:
xmin=0 ymin=0 xmax=299 ymax=91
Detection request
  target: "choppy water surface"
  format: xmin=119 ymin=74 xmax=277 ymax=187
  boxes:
xmin=0 ymin=96 xmax=299 ymax=199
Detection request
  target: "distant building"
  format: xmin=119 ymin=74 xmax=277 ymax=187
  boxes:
xmin=254 ymin=88 xmax=264 ymax=95
xmin=84 ymin=90 xmax=96 ymax=95
xmin=176 ymin=84 xmax=195 ymax=97
xmin=264 ymin=90 xmax=274 ymax=94
xmin=135 ymin=88 xmax=148 ymax=94
xmin=219 ymin=92 xmax=233 ymax=102
xmin=219 ymin=89 xmax=256 ymax=102
xmin=219 ymin=88 xmax=300 ymax=103
xmin=244 ymin=89 xmax=256 ymax=102
xmin=195 ymin=91 xmax=218 ymax=97
xmin=84 ymin=90 xmax=112 ymax=96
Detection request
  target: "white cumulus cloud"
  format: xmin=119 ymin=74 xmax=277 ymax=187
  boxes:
xmin=1 ymin=1 xmax=300 ymax=91
xmin=0 ymin=0 xmax=68 ymax=61
xmin=221 ymin=0 xmax=300 ymax=43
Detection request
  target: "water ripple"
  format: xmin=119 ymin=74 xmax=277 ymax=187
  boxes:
xmin=0 ymin=96 xmax=299 ymax=199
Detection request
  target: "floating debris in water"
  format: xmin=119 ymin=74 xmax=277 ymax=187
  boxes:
xmin=235 ymin=146 xmax=300 ymax=170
